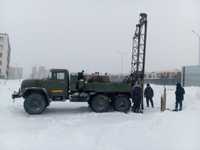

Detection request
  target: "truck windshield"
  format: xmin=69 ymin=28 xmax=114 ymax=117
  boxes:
xmin=48 ymin=71 xmax=65 ymax=80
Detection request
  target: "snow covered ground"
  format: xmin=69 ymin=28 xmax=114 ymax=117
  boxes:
xmin=0 ymin=80 xmax=200 ymax=150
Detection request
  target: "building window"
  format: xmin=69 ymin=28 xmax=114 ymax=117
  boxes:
xmin=0 ymin=60 xmax=2 ymax=66
xmin=0 ymin=36 xmax=4 ymax=41
xmin=0 ymin=53 xmax=2 ymax=57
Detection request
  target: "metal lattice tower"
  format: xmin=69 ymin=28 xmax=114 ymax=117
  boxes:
xmin=131 ymin=13 xmax=147 ymax=85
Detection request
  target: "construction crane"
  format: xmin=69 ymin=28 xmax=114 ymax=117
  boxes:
xmin=130 ymin=13 xmax=148 ymax=109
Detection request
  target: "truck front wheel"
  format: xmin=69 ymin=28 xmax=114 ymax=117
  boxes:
xmin=24 ymin=93 xmax=46 ymax=114
xmin=114 ymin=96 xmax=131 ymax=112
xmin=90 ymin=94 xmax=110 ymax=112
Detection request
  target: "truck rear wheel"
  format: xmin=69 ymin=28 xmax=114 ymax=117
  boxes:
xmin=114 ymin=96 xmax=131 ymax=112
xmin=90 ymin=94 xmax=110 ymax=112
xmin=24 ymin=93 xmax=46 ymax=114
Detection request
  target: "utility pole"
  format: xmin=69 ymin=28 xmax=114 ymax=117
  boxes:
xmin=192 ymin=30 xmax=200 ymax=65
xmin=116 ymin=50 xmax=127 ymax=75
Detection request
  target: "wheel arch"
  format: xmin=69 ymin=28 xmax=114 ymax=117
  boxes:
xmin=22 ymin=88 xmax=50 ymax=105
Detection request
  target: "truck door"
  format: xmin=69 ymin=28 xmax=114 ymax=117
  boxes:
xmin=47 ymin=70 xmax=69 ymax=101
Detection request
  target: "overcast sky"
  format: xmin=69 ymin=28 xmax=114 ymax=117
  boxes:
xmin=1 ymin=0 xmax=200 ymax=77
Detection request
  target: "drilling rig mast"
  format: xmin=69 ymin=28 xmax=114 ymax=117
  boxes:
xmin=131 ymin=13 xmax=148 ymax=109
xmin=131 ymin=13 xmax=147 ymax=83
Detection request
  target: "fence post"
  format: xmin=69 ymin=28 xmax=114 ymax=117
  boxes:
xmin=161 ymin=87 xmax=166 ymax=112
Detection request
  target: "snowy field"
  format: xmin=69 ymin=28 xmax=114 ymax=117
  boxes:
xmin=0 ymin=80 xmax=200 ymax=150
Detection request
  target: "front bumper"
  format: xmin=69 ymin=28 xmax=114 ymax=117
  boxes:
xmin=12 ymin=90 xmax=22 ymax=99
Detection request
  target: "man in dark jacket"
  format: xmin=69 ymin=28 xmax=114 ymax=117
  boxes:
xmin=131 ymin=82 xmax=143 ymax=113
xmin=175 ymin=82 xmax=185 ymax=111
xmin=76 ymin=70 xmax=85 ymax=92
xmin=144 ymin=83 xmax=154 ymax=108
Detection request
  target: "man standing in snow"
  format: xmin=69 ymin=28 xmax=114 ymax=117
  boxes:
xmin=174 ymin=82 xmax=185 ymax=111
xmin=131 ymin=82 xmax=143 ymax=113
xmin=144 ymin=83 xmax=154 ymax=108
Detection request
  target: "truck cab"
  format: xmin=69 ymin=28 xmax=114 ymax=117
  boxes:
xmin=12 ymin=69 xmax=70 ymax=114
xmin=46 ymin=69 xmax=69 ymax=101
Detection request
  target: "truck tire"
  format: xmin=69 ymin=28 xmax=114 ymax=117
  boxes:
xmin=114 ymin=96 xmax=131 ymax=112
xmin=90 ymin=94 xmax=110 ymax=112
xmin=24 ymin=93 xmax=46 ymax=114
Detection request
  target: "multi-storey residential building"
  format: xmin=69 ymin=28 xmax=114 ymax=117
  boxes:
xmin=30 ymin=66 xmax=49 ymax=79
xmin=0 ymin=33 xmax=11 ymax=78
xmin=8 ymin=67 xmax=23 ymax=79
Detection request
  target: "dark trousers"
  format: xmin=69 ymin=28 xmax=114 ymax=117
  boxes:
xmin=175 ymin=100 xmax=182 ymax=111
xmin=132 ymin=99 xmax=141 ymax=112
xmin=146 ymin=98 xmax=154 ymax=107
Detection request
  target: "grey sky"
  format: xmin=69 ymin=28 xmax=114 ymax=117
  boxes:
xmin=1 ymin=0 xmax=200 ymax=77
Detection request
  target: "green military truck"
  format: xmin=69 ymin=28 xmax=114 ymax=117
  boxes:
xmin=12 ymin=69 xmax=132 ymax=114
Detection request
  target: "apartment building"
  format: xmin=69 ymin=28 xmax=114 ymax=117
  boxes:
xmin=0 ymin=33 xmax=11 ymax=78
